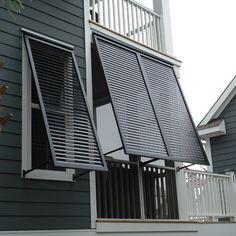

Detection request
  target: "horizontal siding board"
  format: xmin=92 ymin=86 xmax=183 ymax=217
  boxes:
xmin=211 ymin=94 xmax=236 ymax=173
xmin=0 ymin=173 xmax=89 ymax=192
xmin=0 ymin=57 xmax=22 ymax=73
xmin=1 ymin=120 xmax=21 ymax=135
xmin=0 ymin=202 xmax=90 ymax=217
xmin=0 ymin=146 xmax=21 ymax=161
xmin=0 ymin=107 xmax=21 ymax=122
xmin=0 ymin=82 xmax=22 ymax=97
xmin=1 ymin=94 xmax=21 ymax=109
xmin=19 ymin=5 xmax=84 ymax=38
xmin=0 ymin=188 xmax=89 ymax=204
xmin=0 ymin=7 xmax=84 ymax=40
xmin=0 ymin=0 xmax=90 ymax=230
xmin=0 ymin=43 xmax=22 ymax=61
xmin=212 ymin=146 xmax=236 ymax=158
xmin=0 ymin=30 xmax=21 ymax=48
xmin=23 ymin=1 xmax=84 ymax=28
xmin=213 ymin=158 xmax=236 ymax=166
xmin=63 ymin=0 xmax=84 ymax=9
xmin=41 ymin=0 xmax=84 ymax=19
xmin=0 ymin=160 xmax=21 ymax=174
xmin=0 ymin=13 xmax=85 ymax=50
xmin=0 ymin=69 xmax=22 ymax=85
xmin=0 ymin=133 xmax=21 ymax=147
xmin=0 ymin=216 xmax=90 ymax=230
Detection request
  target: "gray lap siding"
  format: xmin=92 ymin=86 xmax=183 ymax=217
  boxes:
xmin=0 ymin=0 xmax=90 ymax=230
xmin=211 ymin=94 xmax=236 ymax=173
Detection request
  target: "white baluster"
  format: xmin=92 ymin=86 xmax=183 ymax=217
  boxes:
xmin=140 ymin=9 xmax=145 ymax=44
xmin=144 ymin=10 xmax=149 ymax=46
xmin=127 ymin=1 xmax=131 ymax=37
xmin=97 ymin=0 xmax=101 ymax=23
xmin=112 ymin=0 xmax=116 ymax=31
xmin=92 ymin=0 xmax=96 ymax=21
xmin=149 ymin=13 xmax=153 ymax=48
xmin=131 ymin=3 xmax=135 ymax=40
xmin=117 ymin=0 xmax=121 ymax=33
xmin=108 ymin=0 xmax=111 ymax=28
xmin=136 ymin=6 xmax=140 ymax=43
xmin=103 ymin=0 xmax=106 ymax=27
xmin=122 ymin=0 xmax=126 ymax=35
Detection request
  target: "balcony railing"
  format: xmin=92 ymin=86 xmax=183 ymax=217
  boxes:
xmin=96 ymin=158 xmax=178 ymax=219
xmin=90 ymin=0 xmax=163 ymax=51
xmin=96 ymin=159 xmax=236 ymax=221
xmin=184 ymin=170 xmax=235 ymax=221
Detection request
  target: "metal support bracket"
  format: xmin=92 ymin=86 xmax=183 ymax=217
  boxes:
xmin=73 ymin=170 xmax=91 ymax=180
xmin=104 ymin=146 xmax=124 ymax=156
xmin=22 ymin=161 xmax=50 ymax=177
xmin=176 ymin=163 xmax=195 ymax=172
xmin=140 ymin=158 xmax=159 ymax=167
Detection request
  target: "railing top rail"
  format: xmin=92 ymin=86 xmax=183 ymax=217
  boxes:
xmin=105 ymin=157 xmax=175 ymax=171
xmin=184 ymin=169 xmax=231 ymax=178
xmin=145 ymin=163 xmax=175 ymax=171
xmin=105 ymin=157 xmax=137 ymax=165
xmin=124 ymin=0 xmax=161 ymax=18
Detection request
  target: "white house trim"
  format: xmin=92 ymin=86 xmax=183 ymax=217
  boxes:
xmin=96 ymin=220 xmax=198 ymax=233
xmin=83 ymin=0 xmax=98 ymax=229
xmin=199 ymin=76 xmax=236 ymax=126
xmin=198 ymin=119 xmax=226 ymax=138
xmin=89 ymin=21 xmax=182 ymax=68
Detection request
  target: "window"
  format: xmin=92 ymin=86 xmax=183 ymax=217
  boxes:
xmin=22 ymin=29 xmax=107 ymax=181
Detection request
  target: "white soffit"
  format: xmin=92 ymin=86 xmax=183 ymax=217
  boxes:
xmin=199 ymin=76 xmax=236 ymax=126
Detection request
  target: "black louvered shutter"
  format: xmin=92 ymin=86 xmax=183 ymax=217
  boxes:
xmin=24 ymin=34 xmax=107 ymax=171
xmin=95 ymin=35 xmax=209 ymax=165
xmin=140 ymin=56 xmax=208 ymax=164
xmin=95 ymin=36 xmax=170 ymax=160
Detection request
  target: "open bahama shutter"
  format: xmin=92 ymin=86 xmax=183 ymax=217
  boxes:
xmin=94 ymin=35 xmax=209 ymax=165
xmin=24 ymin=33 xmax=107 ymax=171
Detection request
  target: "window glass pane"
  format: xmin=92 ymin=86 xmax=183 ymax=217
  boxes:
xmin=96 ymin=103 xmax=128 ymax=161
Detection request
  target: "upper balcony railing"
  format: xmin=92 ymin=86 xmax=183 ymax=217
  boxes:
xmin=90 ymin=0 xmax=163 ymax=51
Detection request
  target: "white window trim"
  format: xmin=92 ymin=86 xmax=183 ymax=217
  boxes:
xmin=21 ymin=37 xmax=75 ymax=182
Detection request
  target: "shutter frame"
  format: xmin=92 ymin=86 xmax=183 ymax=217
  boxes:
xmin=24 ymin=33 xmax=107 ymax=171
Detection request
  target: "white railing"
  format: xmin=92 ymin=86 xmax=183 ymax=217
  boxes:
xmin=90 ymin=0 xmax=163 ymax=51
xmin=184 ymin=170 xmax=235 ymax=221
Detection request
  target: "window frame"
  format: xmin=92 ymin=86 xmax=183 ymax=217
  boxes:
xmin=21 ymin=33 xmax=75 ymax=182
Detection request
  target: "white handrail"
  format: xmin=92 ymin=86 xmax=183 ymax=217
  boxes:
xmin=90 ymin=0 xmax=162 ymax=51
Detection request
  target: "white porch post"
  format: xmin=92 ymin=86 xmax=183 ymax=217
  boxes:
xmin=175 ymin=168 xmax=189 ymax=220
xmin=153 ymin=0 xmax=173 ymax=54
xmin=205 ymin=137 xmax=213 ymax=172
xmin=84 ymin=0 xmax=97 ymax=229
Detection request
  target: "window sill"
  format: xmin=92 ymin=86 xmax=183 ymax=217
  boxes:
xmin=21 ymin=169 xmax=75 ymax=182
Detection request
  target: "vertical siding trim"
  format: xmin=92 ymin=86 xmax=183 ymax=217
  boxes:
xmin=83 ymin=0 xmax=97 ymax=229
xmin=21 ymin=37 xmax=32 ymax=174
